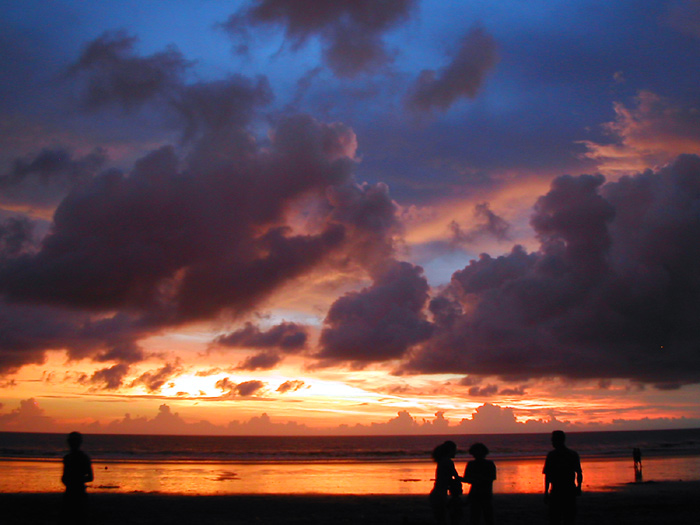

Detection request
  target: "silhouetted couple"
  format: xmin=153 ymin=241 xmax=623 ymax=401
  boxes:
xmin=61 ymin=431 xmax=94 ymax=525
xmin=544 ymin=430 xmax=583 ymax=525
xmin=430 ymin=440 xmax=496 ymax=525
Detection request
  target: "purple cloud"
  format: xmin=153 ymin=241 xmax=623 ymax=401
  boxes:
xmin=317 ymin=260 xmax=432 ymax=363
xmin=407 ymin=155 xmax=700 ymax=386
xmin=217 ymin=322 xmax=309 ymax=351
xmin=0 ymin=148 xmax=107 ymax=209
xmin=69 ymin=31 xmax=190 ymax=111
xmin=222 ymin=0 xmax=416 ymax=76
xmin=407 ymin=27 xmax=499 ymax=112
xmin=449 ymin=202 xmax=511 ymax=246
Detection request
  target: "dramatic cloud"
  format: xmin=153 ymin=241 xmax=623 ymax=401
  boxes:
xmin=408 ymin=155 xmax=700 ymax=386
xmin=215 ymin=321 xmax=309 ymax=370
xmin=215 ymin=377 xmax=266 ymax=397
xmin=2 ymin=33 xmax=417 ymax=377
xmin=85 ymin=363 xmax=131 ymax=390
xmin=0 ymin=300 xmax=147 ymax=374
xmin=130 ymin=361 xmax=183 ymax=392
xmin=449 ymin=202 xmax=510 ymax=246
xmin=582 ymin=91 xmax=700 ymax=175
xmin=69 ymin=31 xmax=190 ymax=111
xmin=468 ymin=384 xmax=498 ymax=397
xmin=407 ymin=27 xmax=498 ymax=112
xmin=276 ymin=380 xmax=306 ymax=393
xmin=216 ymin=322 xmax=309 ymax=351
xmin=0 ymin=112 xmax=360 ymax=364
xmin=326 ymin=180 xmax=403 ymax=268
xmin=317 ymin=260 xmax=432 ymax=363
xmin=0 ymin=148 xmax=107 ymax=210
xmin=223 ymin=0 xmax=416 ymax=76
xmin=235 ymin=352 xmax=283 ymax=371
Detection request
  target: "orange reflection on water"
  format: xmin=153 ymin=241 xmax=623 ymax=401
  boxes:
xmin=2 ymin=456 xmax=699 ymax=495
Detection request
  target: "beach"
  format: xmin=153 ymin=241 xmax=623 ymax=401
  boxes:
xmin=2 ymin=480 xmax=698 ymax=525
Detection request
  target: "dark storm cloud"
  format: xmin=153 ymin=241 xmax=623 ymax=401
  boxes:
xmin=0 ymin=148 xmax=107 ymax=209
xmin=0 ymin=298 xmax=150 ymax=375
xmin=222 ymin=0 xmax=415 ymax=76
xmin=317 ymin=260 xmax=432 ymax=364
xmin=0 ymin=24 xmax=384 ymax=375
xmin=69 ymin=31 xmax=190 ymax=111
xmin=217 ymin=321 xmax=308 ymax=350
xmin=326 ymin=180 xmax=403 ymax=268
xmin=407 ymin=27 xmax=498 ymax=112
xmin=407 ymin=155 xmax=700 ymax=386
xmin=0 ymin=113 xmax=355 ymax=319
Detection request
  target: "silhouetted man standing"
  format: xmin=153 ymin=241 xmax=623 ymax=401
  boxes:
xmin=61 ymin=431 xmax=94 ymax=525
xmin=543 ymin=430 xmax=582 ymax=525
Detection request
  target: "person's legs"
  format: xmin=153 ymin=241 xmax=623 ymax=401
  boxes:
xmin=483 ymin=498 xmax=494 ymax=525
xmin=469 ymin=498 xmax=483 ymax=525
xmin=548 ymin=496 xmax=562 ymax=525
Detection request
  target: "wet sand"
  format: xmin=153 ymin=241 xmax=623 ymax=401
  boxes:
xmin=2 ymin=480 xmax=698 ymax=524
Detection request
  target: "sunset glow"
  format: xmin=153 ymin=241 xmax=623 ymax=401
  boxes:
xmin=1 ymin=1 xmax=700 ymax=437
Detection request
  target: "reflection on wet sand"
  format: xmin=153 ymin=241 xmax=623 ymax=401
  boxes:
xmin=1 ymin=455 xmax=699 ymax=495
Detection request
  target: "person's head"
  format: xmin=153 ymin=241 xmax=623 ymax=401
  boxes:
xmin=67 ymin=431 xmax=83 ymax=451
xmin=469 ymin=442 xmax=489 ymax=459
xmin=551 ymin=430 xmax=566 ymax=449
xmin=432 ymin=440 xmax=458 ymax=461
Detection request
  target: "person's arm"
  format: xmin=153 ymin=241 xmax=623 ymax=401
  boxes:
xmin=575 ymin=455 xmax=582 ymax=494
xmin=61 ymin=460 xmax=68 ymax=487
xmin=450 ymin=460 xmax=463 ymax=482
xmin=463 ymin=462 xmax=472 ymax=484
xmin=85 ymin=456 xmax=94 ymax=483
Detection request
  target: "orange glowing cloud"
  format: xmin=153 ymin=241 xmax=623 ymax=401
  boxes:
xmin=582 ymin=91 xmax=700 ymax=177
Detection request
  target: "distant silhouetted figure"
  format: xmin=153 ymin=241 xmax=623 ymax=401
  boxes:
xmin=543 ymin=430 xmax=582 ymax=525
xmin=61 ymin=431 xmax=94 ymax=525
xmin=464 ymin=442 xmax=496 ymax=525
xmin=633 ymin=447 xmax=643 ymax=481
xmin=429 ymin=440 xmax=463 ymax=525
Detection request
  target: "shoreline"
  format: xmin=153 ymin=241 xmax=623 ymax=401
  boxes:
xmin=1 ymin=481 xmax=699 ymax=524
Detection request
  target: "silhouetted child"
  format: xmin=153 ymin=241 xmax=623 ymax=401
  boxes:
xmin=543 ymin=430 xmax=582 ymax=525
xmin=429 ymin=440 xmax=463 ymax=525
xmin=61 ymin=431 xmax=94 ymax=525
xmin=464 ymin=442 xmax=496 ymax=525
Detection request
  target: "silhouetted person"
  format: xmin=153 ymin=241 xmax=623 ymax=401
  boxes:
xmin=633 ymin=447 xmax=643 ymax=481
xmin=61 ymin=431 xmax=93 ymax=525
xmin=543 ymin=430 xmax=582 ymax=525
xmin=464 ymin=442 xmax=496 ymax=525
xmin=429 ymin=440 xmax=463 ymax=525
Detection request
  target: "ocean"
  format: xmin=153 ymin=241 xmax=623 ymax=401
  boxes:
xmin=1 ymin=428 xmax=699 ymax=495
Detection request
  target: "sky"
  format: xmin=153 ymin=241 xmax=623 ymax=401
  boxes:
xmin=1 ymin=0 xmax=700 ymax=436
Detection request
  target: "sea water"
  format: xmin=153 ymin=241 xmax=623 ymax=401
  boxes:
xmin=1 ymin=429 xmax=699 ymax=495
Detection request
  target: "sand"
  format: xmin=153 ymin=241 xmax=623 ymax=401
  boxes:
xmin=1 ymin=481 xmax=698 ymax=524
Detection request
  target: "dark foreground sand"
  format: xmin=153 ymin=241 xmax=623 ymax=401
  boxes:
xmin=2 ymin=481 xmax=698 ymax=525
